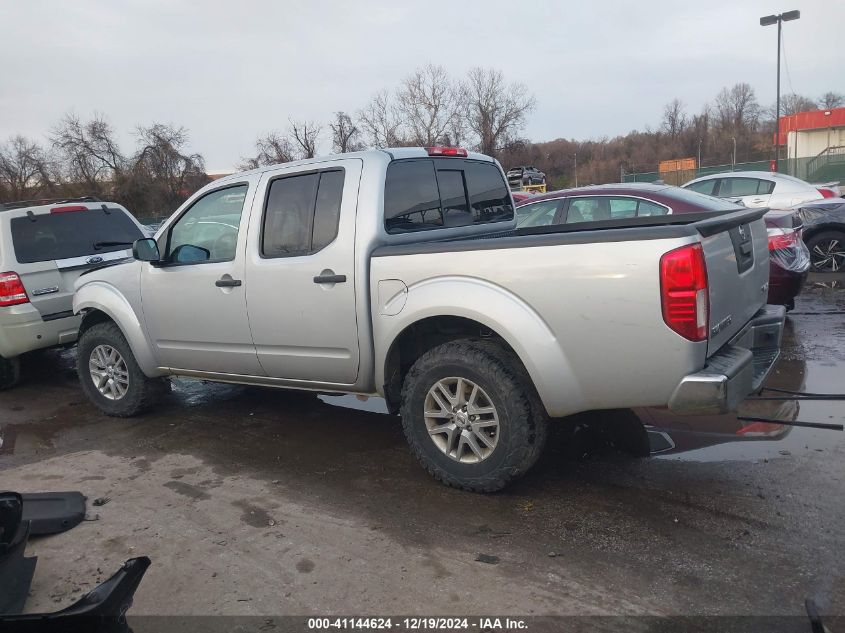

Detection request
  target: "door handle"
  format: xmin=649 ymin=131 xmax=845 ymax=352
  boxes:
xmin=215 ymin=278 xmax=242 ymax=287
xmin=313 ymin=273 xmax=347 ymax=284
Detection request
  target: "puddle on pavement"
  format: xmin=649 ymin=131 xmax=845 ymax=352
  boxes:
xmin=646 ymin=360 xmax=845 ymax=463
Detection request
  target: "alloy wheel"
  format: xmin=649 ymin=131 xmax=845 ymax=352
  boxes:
xmin=811 ymin=238 xmax=845 ymax=272
xmin=89 ymin=344 xmax=129 ymax=400
xmin=424 ymin=377 xmax=499 ymax=463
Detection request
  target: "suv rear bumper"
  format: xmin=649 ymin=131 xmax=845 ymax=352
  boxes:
xmin=0 ymin=304 xmax=80 ymax=359
xmin=668 ymin=305 xmax=786 ymax=415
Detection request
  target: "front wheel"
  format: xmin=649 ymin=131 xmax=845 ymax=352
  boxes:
xmin=806 ymin=230 xmax=845 ymax=272
xmin=400 ymin=339 xmax=548 ymax=492
xmin=77 ymin=321 xmax=168 ymax=417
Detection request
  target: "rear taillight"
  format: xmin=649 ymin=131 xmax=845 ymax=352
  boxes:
xmin=660 ymin=244 xmax=709 ymax=342
xmin=767 ymin=227 xmax=799 ymax=250
xmin=425 ymin=146 xmax=468 ymax=157
xmin=0 ymin=272 xmax=29 ymax=307
xmin=817 ymin=188 xmax=836 ymax=199
xmin=50 ymin=205 xmax=88 ymax=213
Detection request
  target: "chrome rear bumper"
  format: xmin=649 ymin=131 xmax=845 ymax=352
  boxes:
xmin=668 ymin=305 xmax=786 ymax=415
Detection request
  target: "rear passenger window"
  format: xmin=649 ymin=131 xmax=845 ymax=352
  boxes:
xmin=685 ymin=180 xmax=717 ymax=196
xmin=637 ymin=200 xmax=668 ymax=216
xmin=262 ymin=168 xmax=345 ymax=257
xmin=384 ymin=159 xmax=513 ymax=234
xmin=312 ymin=170 xmax=345 ymax=251
xmin=758 ymin=180 xmax=775 ymax=195
xmin=719 ymin=178 xmax=759 ymax=197
xmin=608 ymin=198 xmax=637 ymax=218
xmin=262 ymin=174 xmax=319 ymax=256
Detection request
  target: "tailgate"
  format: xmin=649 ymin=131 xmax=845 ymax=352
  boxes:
xmin=20 ymin=250 xmax=131 ymax=319
xmin=9 ymin=206 xmax=142 ymax=319
xmin=695 ymin=208 xmax=770 ymax=355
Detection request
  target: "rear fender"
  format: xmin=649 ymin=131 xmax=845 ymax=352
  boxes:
xmin=375 ymin=275 xmax=584 ymax=417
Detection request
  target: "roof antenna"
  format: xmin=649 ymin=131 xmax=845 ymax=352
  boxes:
xmin=26 ymin=210 xmax=36 ymax=222
xmin=101 ymin=203 xmax=111 ymax=215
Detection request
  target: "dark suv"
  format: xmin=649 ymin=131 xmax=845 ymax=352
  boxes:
xmin=506 ymin=166 xmax=545 ymax=188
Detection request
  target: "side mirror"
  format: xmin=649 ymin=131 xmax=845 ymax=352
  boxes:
xmin=133 ymin=238 xmax=160 ymax=262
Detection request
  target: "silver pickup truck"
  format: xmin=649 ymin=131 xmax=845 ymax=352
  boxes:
xmin=73 ymin=147 xmax=784 ymax=491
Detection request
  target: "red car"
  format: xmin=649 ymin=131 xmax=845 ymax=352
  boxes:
xmin=514 ymin=183 xmax=810 ymax=309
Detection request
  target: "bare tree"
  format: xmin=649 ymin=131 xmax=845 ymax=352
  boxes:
xmin=290 ymin=120 xmax=321 ymax=159
xmin=239 ymin=131 xmax=296 ymax=170
xmin=131 ymin=123 xmax=208 ymax=214
xmin=329 ymin=112 xmax=362 ymax=154
xmin=714 ymin=83 xmax=760 ymax=134
xmin=358 ymin=90 xmax=403 ymax=147
xmin=780 ymin=93 xmax=817 ymax=116
xmin=462 ymin=67 xmax=535 ymax=157
xmin=0 ymin=135 xmax=54 ymax=201
xmin=397 ymin=64 xmax=462 ymax=146
xmin=819 ymin=91 xmax=844 ymax=110
xmin=51 ymin=113 xmax=124 ymax=194
xmin=661 ymin=98 xmax=687 ymax=138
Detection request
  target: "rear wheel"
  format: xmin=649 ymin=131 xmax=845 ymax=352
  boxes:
xmin=0 ymin=356 xmax=21 ymax=390
xmin=806 ymin=230 xmax=845 ymax=272
xmin=77 ymin=321 xmax=168 ymax=417
xmin=400 ymin=339 xmax=548 ymax=492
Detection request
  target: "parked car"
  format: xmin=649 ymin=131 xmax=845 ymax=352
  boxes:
xmin=506 ymin=165 xmax=545 ymax=188
xmin=0 ymin=198 xmax=146 ymax=388
xmin=73 ymin=147 xmax=783 ymax=491
xmin=681 ymin=171 xmax=833 ymax=209
xmin=789 ymin=198 xmax=845 ymax=272
xmin=515 ymin=183 xmax=810 ymax=309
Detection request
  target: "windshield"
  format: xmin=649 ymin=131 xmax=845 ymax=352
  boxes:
xmin=10 ymin=207 xmax=143 ymax=264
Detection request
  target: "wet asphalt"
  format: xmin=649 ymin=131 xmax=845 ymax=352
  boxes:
xmin=0 ymin=274 xmax=843 ymax=620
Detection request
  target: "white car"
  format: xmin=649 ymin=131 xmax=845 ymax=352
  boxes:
xmin=682 ymin=171 xmax=828 ymax=209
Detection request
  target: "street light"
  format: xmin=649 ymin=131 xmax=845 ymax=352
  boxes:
xmin=760 ymin=9 xmax=800 ymax=172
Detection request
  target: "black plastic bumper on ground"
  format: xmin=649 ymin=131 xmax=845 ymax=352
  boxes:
xmin=2 ymin=557 xmax=151 ymax=633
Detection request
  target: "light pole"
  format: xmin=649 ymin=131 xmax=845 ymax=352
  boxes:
xmin=760 ymin=10 xmax=800 ymax=172
xmin=573 ymin=152 xmax=578 ymax=187
xmin=697 ymin=139 xmax=702 ymax=173
xmin=731 ymin=137 xmax=737 ymax=170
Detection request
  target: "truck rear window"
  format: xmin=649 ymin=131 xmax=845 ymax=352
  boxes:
xmin=384 ymin=159 xmax=513 ymax=234
xmin=11 ymin=208 xmax=144 ymax=264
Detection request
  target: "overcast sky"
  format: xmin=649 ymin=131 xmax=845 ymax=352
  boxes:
xmin=2 ymin=0 xmax=842 ymax=172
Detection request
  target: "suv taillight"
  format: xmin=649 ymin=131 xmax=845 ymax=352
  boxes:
xmin=660 ymin=244 xmax=709 ymax=342
xmin=0 ymin=272 xmax=29 ymax=307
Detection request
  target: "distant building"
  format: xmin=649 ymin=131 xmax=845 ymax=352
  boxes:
xmin=778 ymin=107 xmax=845 ymax=159
xmin=777 ymin=108 xmax=845 ymax=182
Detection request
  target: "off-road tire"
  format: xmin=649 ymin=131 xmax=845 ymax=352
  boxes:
xmin=400 ymin=338 xmax=548 ymax=492
xmin=77 ymin=321 xmax=167 ymax=417
xmin=0 ymin=356 xmax=21 ymax=390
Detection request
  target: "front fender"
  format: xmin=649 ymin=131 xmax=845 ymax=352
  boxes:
xmin=374 ymin=275 xmax=585 ymax=417
xmin=74 ymin=281 xmax=163 ymax=377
